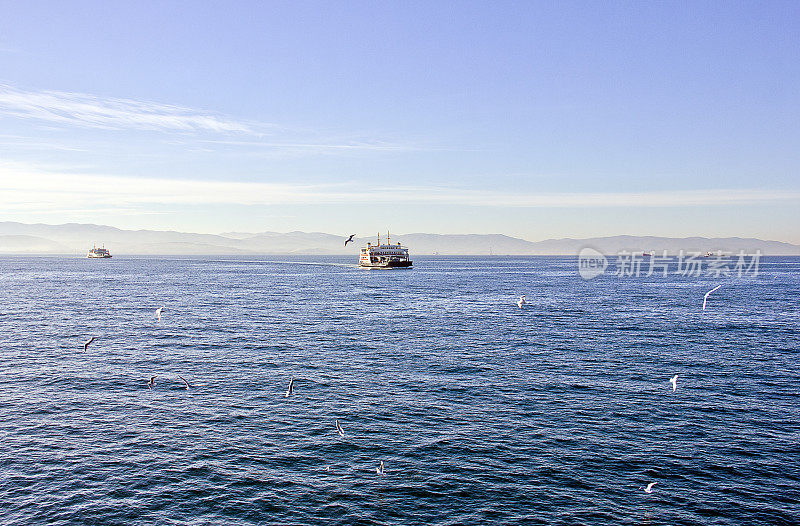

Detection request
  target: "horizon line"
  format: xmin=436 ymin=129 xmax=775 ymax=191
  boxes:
xmin=1 ymin=219 xmax=797 ymax=247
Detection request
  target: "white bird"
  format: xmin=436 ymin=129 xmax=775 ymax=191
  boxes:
xmin=376 ymin=460 xmax=384 ymax=476
xmin=644 ymin=482 xmax=657 ymax=493
xmin=147 ymin=376 xmax=156 ymax=389
xmin=285 ymin=377 xmax=294 ymax=397
xmin=155 ymin=305 xmax=165 ymax=321
xmin=670 ymin=375 xmax=678 ymax=392
xmin=335 ymin=419 xmax=344 ymax=437
xmin=517 ymin=295 xmax=526 ymax=308
xmin=82 ymin=337 xmax=95 ymax=351
xmin=179 ymin=375 xmax=191 ymax=389
xmin=702 ymin=285 xmax=722 ymax=311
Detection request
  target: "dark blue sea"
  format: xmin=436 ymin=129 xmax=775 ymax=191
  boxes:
xmin=1 ymin=255 xmax=798 ymax=525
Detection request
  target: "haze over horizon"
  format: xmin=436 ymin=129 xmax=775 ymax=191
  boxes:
xmin=2 ymin=219 xmax=800 ymax=248
xmin=1 ymin=2 xmax=799 ymax=243
xmin=2 ymin=220 xmax=798 ymax=256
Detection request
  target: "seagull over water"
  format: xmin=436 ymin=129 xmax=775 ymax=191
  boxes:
xmin=285 ymin=377 xmax=294 ymax=397
xmin=179 ymin=376 xmax=191 ymax=389
xmin=83 ymin=337 xmax=95 ymax=351
xmin=644 ymin=482 xmax=657 ymax=493
xmin=702 ymin=285 xmax=722 ymax=311
xmin=670 ymin=375 xmax=678 ymax=392
xmin=376 ymin=460 xmax=384 ymax=476
xmin=155 ymin=305 xmax=165 ymax=321
xmin=517 ymin=295 xmax=526 ymax=308
xmin=147 ymin=376 xmax=156 ymax=389
xmin=344 ymin=234 xmax=356 ymax=246
xmin=335 ymin=419 xmax=344 ymax=437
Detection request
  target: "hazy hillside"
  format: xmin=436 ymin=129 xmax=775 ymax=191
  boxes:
xmin=0 ymin=222 xmax=241 ymax=255
xmin=0 ymin=235 xmax=70 ymax=253
xmin=0 ymin=222 xmax=798 ymax=255
xmin=527 ymin=235 xmax=800 ymax=256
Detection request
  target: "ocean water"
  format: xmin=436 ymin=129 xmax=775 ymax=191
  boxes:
xmin=0 ymin=255 xmax=798 ymax=525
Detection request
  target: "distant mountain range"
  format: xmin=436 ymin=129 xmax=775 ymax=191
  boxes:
xmin=1 ymin=222 xmax=798 ymax=255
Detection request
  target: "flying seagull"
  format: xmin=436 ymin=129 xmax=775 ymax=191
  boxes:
xmin=179 ymin=376 xmax=191 ymax=389
xmin=644 ymin=482 xmax=657 ymax=493
xmin=147 ymin=376 xmax=156 ymax=389
xmin=344 ymin=234 xmax=356 ymax=246
xmin=670 ymin=375 xmax=678 ymax=392
xmin=155 ymin=306 xmax=165 ymax=321
xmin=83 ymin=337 xmax=95 ymax=351
xmin=376 ymin=460 xmax=384 ymax=476
xmin=285 ymin=377 xmax=294 ymax=398
xmin=517 ymin=295 xmax=526 ymax=308
xmin=335 ymin=419 xmax=344 ymax=437
xmin=702 ymin=285 xmax=722 ymax=311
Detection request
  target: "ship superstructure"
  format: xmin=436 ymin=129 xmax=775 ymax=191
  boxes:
xmin=358 ymin=232 xmax=412 ymax=268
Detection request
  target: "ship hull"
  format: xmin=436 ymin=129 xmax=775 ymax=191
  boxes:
xmin=87 ymin=254 xmax=112 ymax=258
xmin=359 ymin=260 xmax=412 ymax=269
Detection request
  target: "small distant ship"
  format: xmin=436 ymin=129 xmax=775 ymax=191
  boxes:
xmin=703 ymin=251 xmax=713 ymax=257
xmin=87 ymin=245 xmax=112 ymax=258
xmin=359 ymin=232 xmax=412 ymax=269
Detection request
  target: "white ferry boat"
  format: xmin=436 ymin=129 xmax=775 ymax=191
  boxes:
xmin=87 ymin=245 xmax=112 ymax=258
xmin=359 ymin=233 xmax=412 ymax=269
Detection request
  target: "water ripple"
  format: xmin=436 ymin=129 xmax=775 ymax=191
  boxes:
xmin=1 ymin=255 xmax=799 ymax=524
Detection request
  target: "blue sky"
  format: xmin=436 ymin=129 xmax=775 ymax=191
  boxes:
xmin=1 ymin=1 xmax=798 ymax=242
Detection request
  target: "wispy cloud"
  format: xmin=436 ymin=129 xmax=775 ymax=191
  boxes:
xmin=2 ymin=161 xmax=798 ymax=212
xmin=0 ymin=85 xmax=423 ymax=155
xmin=199 ymin=139 xmax=416 ymax=152
xmin=0 ymin=133 xmax=87 ymax=152
xmin=0 ymin=85 xmax=253 ymax=133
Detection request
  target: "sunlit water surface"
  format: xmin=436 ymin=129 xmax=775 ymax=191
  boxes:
xmin=1 ymin=256 xmax=798 ymax=525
